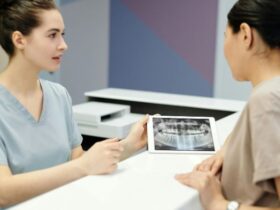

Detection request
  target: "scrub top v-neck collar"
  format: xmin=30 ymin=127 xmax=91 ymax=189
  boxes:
xmin=0 ymin=79 xmax=47 ymax=125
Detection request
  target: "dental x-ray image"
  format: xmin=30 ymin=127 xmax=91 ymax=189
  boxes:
xmin=151 ymin=117 xmax=215 ymax=152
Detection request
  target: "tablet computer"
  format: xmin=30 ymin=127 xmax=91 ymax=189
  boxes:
xmin=147 ymin=116 xmax=220 ymax=154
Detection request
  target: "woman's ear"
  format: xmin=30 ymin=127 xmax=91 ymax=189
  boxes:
xmin=11 ymin=31 xmax=26 ymax=50
xmin=239 ymin=23 xmax=253 ymax=49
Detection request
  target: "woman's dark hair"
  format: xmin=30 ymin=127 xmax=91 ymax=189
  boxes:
xmin=228 ymin=0 xmax=280 ymax=49
xmin=0 ymin=0 xmax=57 ymax=56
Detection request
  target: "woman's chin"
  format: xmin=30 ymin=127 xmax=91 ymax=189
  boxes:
xmin=232 ymin=73 xmax=245 ymax=81
xmin=45 ymin=66 xmax=60 ymax=72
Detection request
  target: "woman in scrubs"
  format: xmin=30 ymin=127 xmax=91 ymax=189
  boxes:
xmin=0 ymin=0 xmax=148 ymax=208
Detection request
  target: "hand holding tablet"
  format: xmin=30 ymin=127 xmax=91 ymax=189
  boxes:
xmin=147 ymin=116 xmax=220 ymax=154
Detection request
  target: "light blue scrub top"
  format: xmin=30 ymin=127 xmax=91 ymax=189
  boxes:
xmin=0 ymin=79 xmax=82 ymax=174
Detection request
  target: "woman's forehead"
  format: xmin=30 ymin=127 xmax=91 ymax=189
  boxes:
xmin=37 ymin=9 xmax=65 ymax=31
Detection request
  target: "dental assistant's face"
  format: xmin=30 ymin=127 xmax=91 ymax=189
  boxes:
xmin=22 ymin=9 xmax=68 ymax=71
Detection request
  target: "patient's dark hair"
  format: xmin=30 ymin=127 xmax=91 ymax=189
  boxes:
xmin=227 ymin=0 xmax=280 ymax=49
xmin=0 ymin=0 xmax=57 ymax=57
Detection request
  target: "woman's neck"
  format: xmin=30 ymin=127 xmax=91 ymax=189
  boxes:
xmin=0 ymin=56 xmax=41 ymax=95
xmin=249 ymin=50 xmax=280 ymax=87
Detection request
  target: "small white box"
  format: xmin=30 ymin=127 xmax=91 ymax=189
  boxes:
xmin=73 ymin=102 xmax=130 ymax=126
xmin=78 ymin=113 xmax=143 ymax=139
xmin=73 ymin=102 xmax=142 ymax=138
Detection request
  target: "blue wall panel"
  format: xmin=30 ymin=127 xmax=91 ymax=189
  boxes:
xmin=109 ymin=0 xmax=218 ymax=96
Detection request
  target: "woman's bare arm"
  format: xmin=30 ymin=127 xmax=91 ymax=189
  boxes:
xmin=0 ymin=159 xmax=86 ymax=208
xmin=0 ymin=139 xmax=123 ymax=208
xmin=71 ymin=145 xmax=84 ymax=159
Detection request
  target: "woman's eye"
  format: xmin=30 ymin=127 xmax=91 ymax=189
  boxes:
xmin=49 ymin=33 xmax=56 ymax=39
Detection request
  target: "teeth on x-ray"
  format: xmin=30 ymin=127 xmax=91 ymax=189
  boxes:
xmin=153 ymin=118 xmax=214 ymax=150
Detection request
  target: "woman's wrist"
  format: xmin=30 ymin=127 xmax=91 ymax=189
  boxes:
xmin=120 ymin=138 xmax=134 ymax=160
xmin=73 ymin=156 xmax=90 ymax=177
xmin=206 ymin=194 xmax=229 ymax=210
xmin=226 ymin=201 xmax=240 ymax=210
xmin=209 ymin=197 xmax=228 ymax=210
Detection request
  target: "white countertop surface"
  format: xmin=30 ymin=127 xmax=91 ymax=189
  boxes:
xmin=8 ymin=111 xmax=240 ymax=210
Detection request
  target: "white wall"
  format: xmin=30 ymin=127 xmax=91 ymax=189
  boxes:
xmin=1 ymin=1 xmax=251 ymax=102
xmin=0 ymin=47 xmax=8 ymax=72
xmin=214 ymin=0 xmax=251 ymax=100
xmin=60 ymin=0 xmax=110 ymax=104
xmin=0 ymin=1 xmax=110 ymax=105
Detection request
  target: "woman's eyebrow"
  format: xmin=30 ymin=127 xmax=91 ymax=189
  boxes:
xmin=47 ymin=28 xmax=65 ymax=33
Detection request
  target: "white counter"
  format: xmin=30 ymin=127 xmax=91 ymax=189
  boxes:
xmin=8 ymin=89 xmax=245 ymax=210
xmin=8 ymin=110 xmax=241 ymax=210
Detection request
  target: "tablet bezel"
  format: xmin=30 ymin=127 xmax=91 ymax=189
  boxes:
xmin=147 ymin=115 xmax=220 ymax=154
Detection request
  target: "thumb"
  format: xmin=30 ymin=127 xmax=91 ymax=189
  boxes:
xmin=139 ymin=114 xmax=149 ymax=125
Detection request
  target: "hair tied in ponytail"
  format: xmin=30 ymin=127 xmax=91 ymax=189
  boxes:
xmin=0 ymin=0 xmax=17 ymax=10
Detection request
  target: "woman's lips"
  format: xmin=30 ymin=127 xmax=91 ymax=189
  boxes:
xmin=52 ymin=56 xmax=62 ymax=63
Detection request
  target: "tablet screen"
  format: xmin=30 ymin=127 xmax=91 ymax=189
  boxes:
xmin=147 ymin=116 xmax=219 ymax=154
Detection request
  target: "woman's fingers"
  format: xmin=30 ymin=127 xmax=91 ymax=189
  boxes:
xmin=211 ymin=159 xmax=223 ymax=175
xmin=194 ymin=154 xmax=223 ymax=175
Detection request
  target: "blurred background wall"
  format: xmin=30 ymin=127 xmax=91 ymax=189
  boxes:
xmin=0 ymin=0 xmax=251 ymax=104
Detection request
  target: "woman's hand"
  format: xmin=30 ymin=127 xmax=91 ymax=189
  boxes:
xmin=79 ymin=138 xmax=124 ymax=175
xmin=194 ymin=149 xmax=224 ymax=175
xmin=120 ymin=115 xmax=149 ymax=160
xmin=175 ymin=171 xmax=227 ymax=210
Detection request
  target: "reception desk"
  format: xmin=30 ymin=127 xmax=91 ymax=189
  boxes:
xmin=8 ymin=89 xmax=245 ymax=210
xmin=81 ymin=88 xmax=245 ymax=149
xmin=85 ymin=88 xmax=244 ymax=120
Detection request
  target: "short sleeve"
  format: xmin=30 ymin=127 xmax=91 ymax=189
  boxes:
xmin=0 ymin=138 xmax=8 ymax=165
xmin=250 ymin=106 xmax=280 ymax=188
xmin=64 ymin=89 xmax=83 ymax=149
